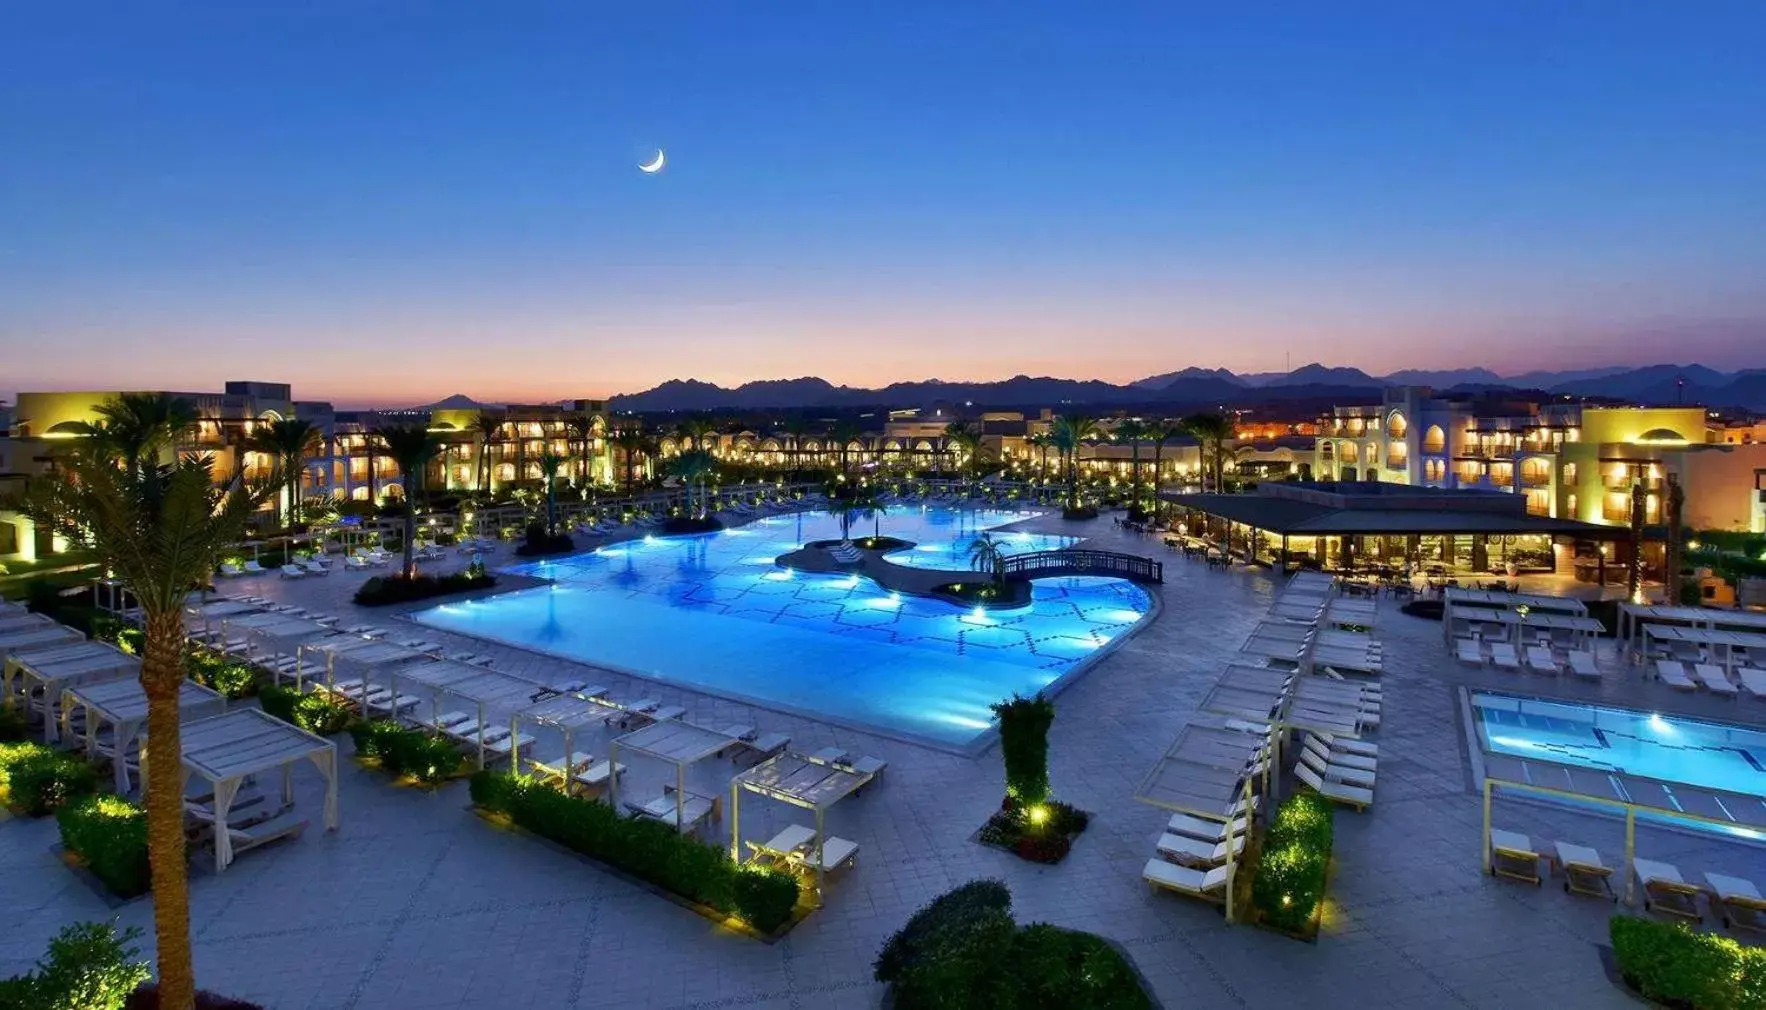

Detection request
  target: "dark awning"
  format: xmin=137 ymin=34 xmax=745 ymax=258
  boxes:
xmin=1161 ymin=492 xmax=1624 ymax=539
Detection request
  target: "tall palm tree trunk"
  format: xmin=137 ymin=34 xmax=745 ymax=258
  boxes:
xmin=142 ymin=611 xmax=195 ymax=1010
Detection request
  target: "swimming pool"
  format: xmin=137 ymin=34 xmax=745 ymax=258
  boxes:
xmin=884 ymin=527 xmax=1078 ymax=571
xmin=1472 ymin=692 xmax=1766 ymax=835
xmin=413 ymin=508 xmax=1152 ymax=748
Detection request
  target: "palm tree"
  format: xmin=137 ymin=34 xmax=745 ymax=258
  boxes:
xmin=1183 ymin=412 xmax=1235 ymax=492
xmin=943 ymin=421 xmax=982 ymax=489
xmin=470 ymin=410 xmax=504 ymax=494
xmin=1026 ymin=431 xmax=1053 ymax=477
xmin=1115 ymin=419 xmax=1148 ymax=506
xmin=828 ymin=419 xmax=863 ymax=474
xmin=22 ymin=419 xmax=270 ymax=1010
xmin=1145 ymin=421 xmax=1184 ymax=518
xmin=680 ymin=416 xmax=718 ymax=454
xmin=245 ymin=418 xmax=321 ymax=529
xmin=669 ymin=449 xmax=718 ymax=518
xmin=537 ymin=452 xmax=569 ymax=535
xmin=967 ymin=532 xmax=1008 ymax=587
xmin=823 ymin=477 xmax=879 ymax=544
xmin=565 ymin=415 xmax=598 ymax=488
xmin=370 ymin=422 xmax=444 ymax=578
xmin=612 ymin=425 xmax=651 ymax=493
xmin=68 ymin=391 xmax=200 ymax=476
xmin=1050 ymin=413 xmax=1099 ymax=510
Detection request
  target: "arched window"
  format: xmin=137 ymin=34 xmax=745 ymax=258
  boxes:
xmin=1422 ymin=425 xmax=1446 ymax=453
xmin=1386 ymin=411 xmax=1408 ymax=439
xmin=1338 ymin=441 xmax=1359 ymax=464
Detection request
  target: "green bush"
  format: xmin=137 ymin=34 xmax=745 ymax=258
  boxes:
xmin=469 ymin=771 xmax=800 ymax=933
xmin=260 ymin=686 xmax=353 ymax=737
xmin=876 ymin=879 xmax=1013 ymax=982
xmin=258 ymin=684 xmax=299 ymax=724
xmin=56 ymin=796 xmax=150 ymax=897
xmin=187 ymin=651 xmax=256 ymax=699
xmin=351 ymin=721 xmax=463 ymax=784
xmin=1610 ymin=915 xmax=1766 ymax=1009
xmin=0 ymin=706 xmax=26 ymax=742
xmin=990 ymin=693 xmax=1055 ymax=806
xmin=0 ymin=742 xmax=99 ymax=816
xmin=875 ymin=881 xmax=1150 ymax=1009
xmin=1251 ymin=790 xmax=1334 ymax=933
xmin=0 ymin=921 xmax=152 ymax=1010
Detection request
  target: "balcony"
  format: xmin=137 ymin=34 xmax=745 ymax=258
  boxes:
xmin=1520 ymin=470 xmax=1552 ymax=487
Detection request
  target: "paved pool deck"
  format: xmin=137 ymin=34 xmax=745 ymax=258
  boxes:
xmin=3 ymin=507 xmax=1761 ymax=1009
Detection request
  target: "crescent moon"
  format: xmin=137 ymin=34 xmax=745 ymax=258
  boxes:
xmin=639 ymin=149 xmax=666 ymax=174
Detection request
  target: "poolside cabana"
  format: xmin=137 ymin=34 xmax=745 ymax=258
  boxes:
xmin=385 ymin=660 xmax=541 ymax=767
xmin=732 ymin=750 xmax=872 ymax=906
xmin=233 ymin=615 xmax=336 ymax=674
xmin=2 ymin=642 xmax=139 ymax=742
xmin=1641 ymin=624 xmax=1766 ymax=674
xmin=298 ymin=637 xmax=423 ymax=692
xmin=1134 ymin=720 xmax=1266 ymax=921
xmin=1480 ymin=749 xmax=1766 ymax=906
xmin=610 ymin=720 xmax=734 ymax=835
xmin=62 ymin=677 xmax=227 ymax=792
xmin=0 ymin=624 xmax=86 ymax=659
xmin=513 ymin=689 xmax=625 ymax=794
xmin=1619 ymin=604 xmax=1766 ymax=663
xmin=176 ymin=708 xmax=339 ymax=872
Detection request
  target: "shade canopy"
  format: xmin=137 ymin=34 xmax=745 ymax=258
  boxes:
xmin=63 ymin=677 xmax=227 ymax=792
xmin=177 ymin=709 xmax=339 ymax=872
xmin=1444 ymin=587 xmax=1588 ymax=616
xmin=2 ymin=642 xmax=139 ymax=743
xmin=735 ymin=751 xmax=872 ymax=812
xmin=1133 ymin=720 xmax=1264 ymax=820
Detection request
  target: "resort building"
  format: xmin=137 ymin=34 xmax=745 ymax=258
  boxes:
xmin=1312 ymin=387 xmax=1766 ymax=532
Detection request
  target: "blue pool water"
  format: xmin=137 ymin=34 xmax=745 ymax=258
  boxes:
xmin=1473 ymin=692 xmax=1766 ymax=835
xmin=413 ymin=508 xmax=1151 ymax=748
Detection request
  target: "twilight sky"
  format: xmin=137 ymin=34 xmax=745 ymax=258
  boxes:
xmin=3 ymin=3 xmax=1764 ymax=408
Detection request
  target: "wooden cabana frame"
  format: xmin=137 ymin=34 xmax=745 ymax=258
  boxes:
xmin=731 ymin=751 xmax=872 ymax=906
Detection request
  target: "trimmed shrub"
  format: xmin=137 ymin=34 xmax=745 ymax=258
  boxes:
xmin=350 ymin=721 xmax=464 ymax=784
xmin=56 ymin=795 xmax=150 ymax=897
xmin=875 ymin=879 xmax=1013 ymax=982
xmin=991 ymin=693 xmax=1055 ymax=806
xmin=469 ymin=771 xmax=800 ymax=933
xmin=354 ymin=571 xmax=496 ymax=607
xmin=1251 ymin=790 xmax=1334 ymax=934
xmin=257 ymin=684 xmax=299 ymax=724
xmin=875 ymin=881 xmax=1151 ymax=1009
xmin=0 ymin=742 xmax=99 ymax=816
xmin=1610 ymin=915 xmax=1766 ymax=1009
xmin=0 ymin=921 xmax=151 ymax=1010
xmin=187 ymin=651 xmax=257 ymax=699
xmin=259 ymin=686 xmax=353 ymax=737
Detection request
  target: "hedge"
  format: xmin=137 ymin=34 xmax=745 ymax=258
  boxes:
xmin=56 ymin=795 xmax=151 ymax=897
xmin=186 ymin=651 xmax=257 ymax=699
xmin=1251 ymin=790 xmax=1334 ymax=934
xmin=1610 ymin=915 xmax=1766 ymax=1009
xmin=874 ymin=880 xmax=1150 ymax=1008
xmin=258 ymin=686 xmax=353 ymax=737
xmin=348 ymin=720 xmax=465 ymax=785
xmin=991 ymin=693 xmax=1055 ymax=807
xmin=469 ymin=771 xmax=800 ymax=933
xmin=0 ymin=921 xmax=151 ymax=1010
xmin=0 ymin=742 xmax=100 ymax=816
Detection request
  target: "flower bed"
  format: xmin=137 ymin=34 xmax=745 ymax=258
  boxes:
xmin=976 ymin=798 xmax=1091 ymax=864
xmin=56 ymin=795 xmax=150 ymax=897
xmin=348 ymin=720 xmax=466 ymax=785
xmin=469 ymin=771 xmax=800 ymax=935
xmin=874 ymin=879 xmax=1151 ymax=1008
xmin=0 ymin=741 xmax=100 ymax=816
xmin=1249 ymin=791 xmax=1334 ymax=937
xmin=352 ymin=571 xmax=496 ymax=607
xmin=1610 ymin=915 xmax=1766 ymax=1009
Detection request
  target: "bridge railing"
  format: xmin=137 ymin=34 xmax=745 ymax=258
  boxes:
xmin=1001 ymin=549 xmax=1163 ymax=584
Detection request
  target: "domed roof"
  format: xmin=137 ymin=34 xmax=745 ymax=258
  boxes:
xmin=1638 ymin=428 xmax=1687 ymax=442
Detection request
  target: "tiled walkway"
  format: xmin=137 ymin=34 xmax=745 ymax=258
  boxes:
xmin=3 ymin=512 xmax=1761 ymax=1009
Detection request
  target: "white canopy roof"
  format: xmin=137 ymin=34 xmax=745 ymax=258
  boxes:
xmin=63 ymin=677 xmax=227 ymax=792
xmin=178 ymin=709 xmax=339 ymax=872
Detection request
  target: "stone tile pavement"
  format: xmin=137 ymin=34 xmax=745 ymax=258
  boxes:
xmin=3 ymin=512 xmax=1762 ymax=1008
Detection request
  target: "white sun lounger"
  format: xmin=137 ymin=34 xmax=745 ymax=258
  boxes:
xmin=1303 ymin=737 xmax=1377 ymax=773
xmin=573 ymin=760 xmax=626 ymax=792
xmin=279 ymin=565 xmax=306 ymax=579
xmin=224 ymin=811 xmax=309 ymax=858
xmin=1694 ymin=664 xmax=1739 ymax=696
xmin=1306 ymin=732 xmax=1377 ymax=758
xmin=219 ymin=563 xmax=244 ymax=578
xmin=530 ymin=751 xmax=593 ymax=779
xmin=1567 ymin=651 xmax=1601 ymax=679
xmin=1295 ymin=763 xmax=1372 ymax=811
xmin=1166 ymin=812 xmax=1249 ymax=842
xmin=798 ymin=836 xmax=860 ymax=873
xmin=1142 ymin=859 xmax=1231 ymax=901
xmin=1156 ymin=831 xmax=1245 ymax=867
xmin=1299 ymin=746 xmax=1375 ymax=789
xmin=1634 ymin=858 xmax=1702 ymax=920
xmin=1489 ymin=643 xmax=1521 ymax=670
xmin=242 ymin=560 xmax=266 ymax=575
xmin=1741 ymin=669 xmax=1766 ymax=700
xmin=1455 ymin=638 xmax=1485 ymax=665
xmin=1554 ymin=841 xmax=1615 ymax=900
xmin=1706 ymin=872 xmax=1766 ymax=931
xmin=1489 ymin=828 xmax=1543 ymax=885
xmin=1654 ymin=660 xmax=1697 ymax=691
xmin=1526 ymin=646 xmax=1561 ymax=675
